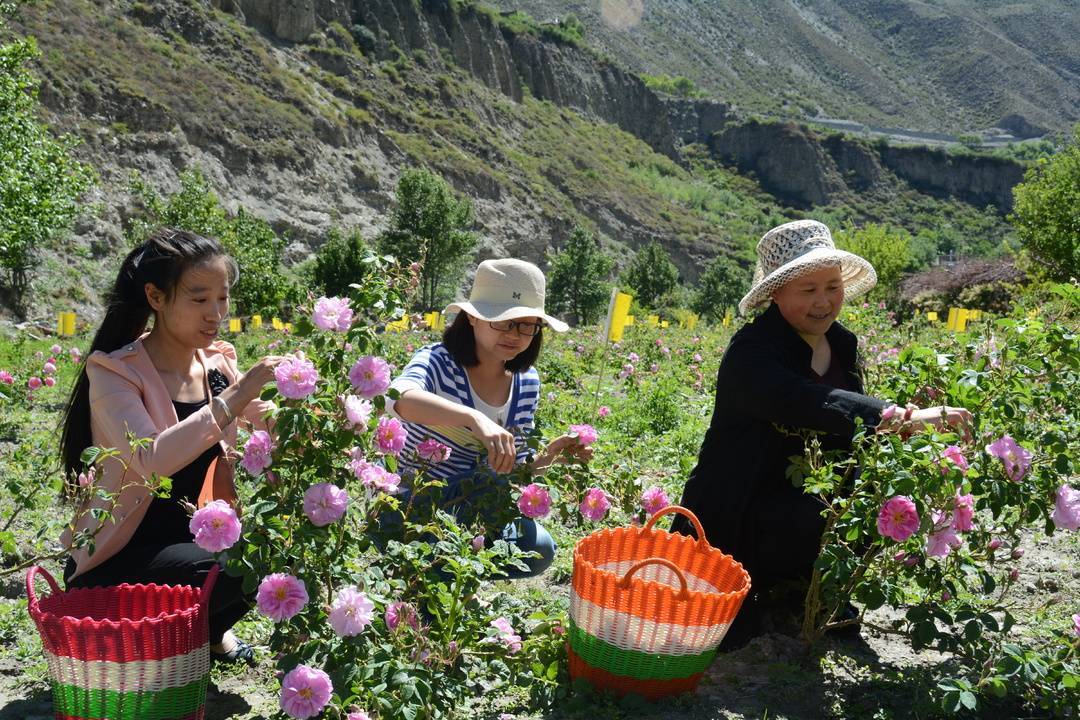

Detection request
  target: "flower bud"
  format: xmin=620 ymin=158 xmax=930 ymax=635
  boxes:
xmin=987 ymin=539 xmax=1002 ymax=552
xmin=1008 ymin=568 xmax=1020 ymax=582
xmin=1010 ymin=548 xmax=1024 ymax=560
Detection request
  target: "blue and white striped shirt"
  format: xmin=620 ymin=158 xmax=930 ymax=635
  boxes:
xmin=387 ymin=343 xmax=540 ymax=484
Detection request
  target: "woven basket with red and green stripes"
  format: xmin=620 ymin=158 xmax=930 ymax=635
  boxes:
xmin=26 ymin=564 xmax=218 ymax=720
xmin=568 ymin=506 xmax=751 ymax=700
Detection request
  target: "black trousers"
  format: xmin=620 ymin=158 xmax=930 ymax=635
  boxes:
xmin=64 ymin=542 xmax=252 ymax=645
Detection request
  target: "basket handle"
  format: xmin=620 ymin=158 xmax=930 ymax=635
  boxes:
xmin=618 ymin=558 xmax=690 ymax=601
xmin=199 ymin=563 xmax=221 ymax=606
xmin=26 ymin=565 xmax=62 ymax=606
xmin=643 ymin=505 xmax=711 ymax=549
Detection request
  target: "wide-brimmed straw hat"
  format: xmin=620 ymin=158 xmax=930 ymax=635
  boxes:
xmin=738 ymin=220 xmax=877 ymax=315
xmin=445 ymin=258 xmax=569 ymax=332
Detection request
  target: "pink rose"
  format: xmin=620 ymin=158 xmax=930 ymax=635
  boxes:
xmin=417 ymin=438 xmax=451 ymax=463
xmin=1072 ymin=614 xmax=1080 ymax=639
xmin=952 ymin=493 xmax=975 ymax=532
xmin=303 ymin=483 xmax=349 ymax=526
xmin=1051 ymin=485 xmax=1080 ymax=531
xmin=375 ymin=416 xmax=407 ymax=456
xmin=240 ymin=430 xmax=275 ymax=475
xmin=42 ymin=361 xmax=57 ymax=376
xmin=385 ymin=601 xmax=419 ymax=632
xmin=343 ymin=395 xmax=373 ymax=432
xmin=312 ymin=296 xmax=353 ymax=332
xmin=579 ymin=487 xmax=611 ymax=522
xmin=568 ymin=423 xmax=598 ymax=447
xmin=640 ymin=486 xmax=670 ymax=516
xmin=188 ymin=500 xmax=241 ymax=552
xmin=50 ymin=344 xmax=62 ymax=355
xmin=274 ymin=353 xmax=319 ymax=400
xmin=328 ymin=586 xmax=374 ymax=637
xmin=279 ymin=665 xmax=332 ymax=719
xmin=43 ymin=377 xmax=56 ymax=387
xmin=348 ymin=355 xmax=391 ymax=399
xmin=517 ymin=483 xmax=551 ymax=519
xmin=926 ymin=511 xmax=963 ymax=557
xmin=877 ymin=496 xmax=920 ymax=542
xmin=257 ymin=573 xmax=308 ymax=622
xmin=985 ymin=435 xmax=1032 ymax=482
xmin=28 ymin=376 xmax=42 ymax=390
xmin=489 ymin=617 xmax=522 ymax=654
xmin=597 ymin=406 xmax=610 ymax=418
xmin=941 ymin=445 xmax=969 ymax=474
xmin=0 ymin=370 xmax=13 ymax=385
xmin=76 ymin=468 xmax=96 ymax=488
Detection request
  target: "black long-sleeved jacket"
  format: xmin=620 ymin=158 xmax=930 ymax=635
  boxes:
xmin=673 ymin=302 xmax=886 ymax=575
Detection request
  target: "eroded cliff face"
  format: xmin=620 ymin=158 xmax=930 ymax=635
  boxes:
xmin=351 ymin=0 xmax=679 ymax=157
xmin=706 ymin=119 xmax=1023 ymax=211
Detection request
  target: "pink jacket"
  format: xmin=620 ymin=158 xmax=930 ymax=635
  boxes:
xmin=62 ymin=337 xmax=274 ymax=581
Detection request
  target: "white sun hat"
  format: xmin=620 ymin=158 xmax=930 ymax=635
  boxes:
xmin=738 ymin=220 xmax=877 ymax=316
xmin=445 ymin=258 xmax=569 ymax=332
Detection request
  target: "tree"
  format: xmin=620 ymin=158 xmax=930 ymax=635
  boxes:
xmin=313 ymin=228 xmax=372 ymax=297
xmin=378 ymin=168 xmax=477 ymax=310
xmin=128 ymin=169 xmax=300 ymax=316
xmin=546 ymin=226 xmax=613 ymax=326
xmin=0 ymin=2 xmax=94 ymax=314
xmin=834 ymin=222 xmax=913 ymax=302
xmin=692 ymin=253 xmax=748 ymax=321
xmin=1010 ymin=127 xmax=1080 ymax=280
xmin=622 ymin=240 xmax=679 ymax=309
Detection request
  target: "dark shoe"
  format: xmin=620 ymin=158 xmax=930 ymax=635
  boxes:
xmin=825 ymin=602 xmax=861 ymax=639
xmin=211 ymin=638 xmax=256 ymax=667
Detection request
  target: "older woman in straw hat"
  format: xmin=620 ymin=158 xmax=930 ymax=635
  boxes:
xmin=673 ymin=220 xmax=971 ymax=647
xmin=385 ymin=259 xmax=590 ymax=578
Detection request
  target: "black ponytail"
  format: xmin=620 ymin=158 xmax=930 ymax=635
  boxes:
xmin=59 ymin=229 xmax=238 ymax=495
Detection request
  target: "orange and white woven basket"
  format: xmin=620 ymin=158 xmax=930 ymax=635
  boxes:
xmin=568 ymin=505 xmax=751 ymax=700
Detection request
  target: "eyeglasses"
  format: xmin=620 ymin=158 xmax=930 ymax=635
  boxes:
xmin=488 ymin=319 xmax=544 ymax=337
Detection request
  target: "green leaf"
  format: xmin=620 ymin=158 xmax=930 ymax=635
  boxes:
xmin=958 ymin=690 xmax=977 ymax=710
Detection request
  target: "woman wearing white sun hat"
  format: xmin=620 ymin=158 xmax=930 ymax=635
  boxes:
xmin=385 ymin=258 xmax=589 ymax=578
xmin=672 ymin=220 xmax=972 ymax=647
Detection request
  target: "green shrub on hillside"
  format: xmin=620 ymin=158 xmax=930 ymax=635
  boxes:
xmin=835 ymin=222 xmax=913 ymax=301
xmin=692 ymin=253 xmax=747 ymax=321
xmin=621 ymin=240 xmax=680 ymax=309
xmin=1010 ymin=126 xmax=1080 ymax=281
xmin=546 ymin=225 xmax=613 ymax=326
xmin=378 ymin=167 xmax=477 ymax=311
xmin=313 ymin=228 xmax=373 ymax=298
xmin=0 ymin=4 xmax=94 ymax=314
xmin=127 ymin=169 xmax=301 ymax=316
xmin=641 ymin=72 xmax=706 ymax=98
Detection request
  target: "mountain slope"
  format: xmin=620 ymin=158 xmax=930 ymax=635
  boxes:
xmin=2 ymin=0 xmax=1019 ymax=321
xmin=491 ymin=0 xmax=1080 ymax=135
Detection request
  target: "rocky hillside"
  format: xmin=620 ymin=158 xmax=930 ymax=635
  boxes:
xmin=4 ymin=0 xmax=1025 ymax=318
xmin=491 ymin=0 xmax=1080 ymax=137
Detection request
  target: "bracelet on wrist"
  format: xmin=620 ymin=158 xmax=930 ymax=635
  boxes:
xmin=213 ymin=395 xmax=235 ymax=426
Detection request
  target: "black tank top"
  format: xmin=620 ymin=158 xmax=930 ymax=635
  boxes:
xmin=128 ymin=369 xmax=229 ymax=546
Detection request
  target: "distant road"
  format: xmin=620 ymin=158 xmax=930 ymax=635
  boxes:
xmin=797 ymin=116 xmax=1021 ymax=148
